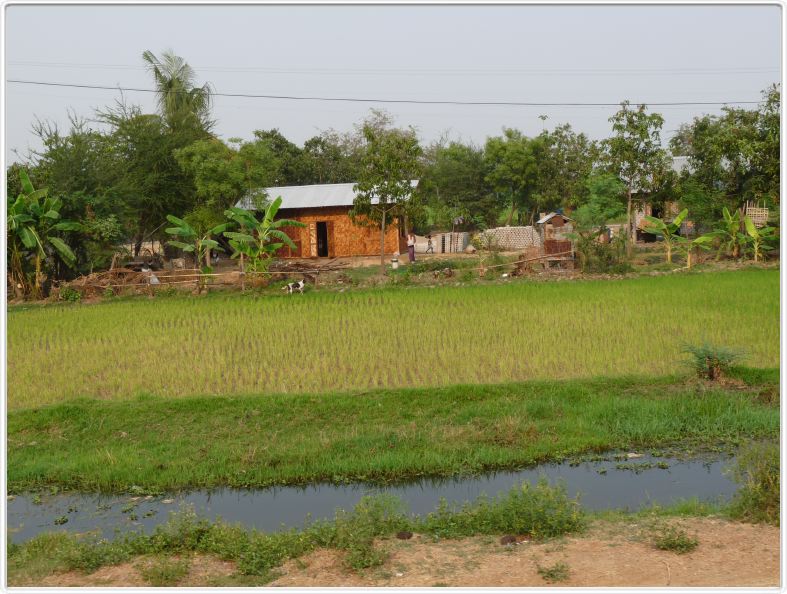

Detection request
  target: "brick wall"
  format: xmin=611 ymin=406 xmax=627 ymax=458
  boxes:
xmin=278 ymin=207 xmax=404 ymax=258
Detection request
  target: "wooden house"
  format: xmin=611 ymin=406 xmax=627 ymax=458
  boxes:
xmin=237 ymin=182 xmax=416 ymax=258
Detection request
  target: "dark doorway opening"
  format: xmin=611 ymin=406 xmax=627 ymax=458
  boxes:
xmin=316 ymin=222 xmax=329 ymax=257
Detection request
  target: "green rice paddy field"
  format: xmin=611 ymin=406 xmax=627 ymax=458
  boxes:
xmin=7 ymin=268 xmax=779 ymax=410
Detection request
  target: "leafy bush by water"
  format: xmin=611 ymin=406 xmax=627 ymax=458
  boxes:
xmin=419 ymin=479 xmax=585 ymax=539
xmin=9 ymin=481 xmax=585 ymax=584
xmin=728 ymin=441 xmax=779 ymax=525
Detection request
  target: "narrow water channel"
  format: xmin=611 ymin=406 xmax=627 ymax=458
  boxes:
xmin=7 ymin=452 xmax=737 ymax=543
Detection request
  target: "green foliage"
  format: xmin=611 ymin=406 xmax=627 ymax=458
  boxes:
xmin=537 ymin=561 xmax=571 ymax=583
xmin=419 ymin=141 xmax=496 ymax=230
xmin=165 ymin=211 xmax=230 ymax=278
xmin=7 ymin=169 xmax=81 ymax=298
xmin=351 ymin=113 xmax=422 ymax=272
xmin=642 ymin=208 xmax=688 ymax=264
xmin=743 ymin=216 xmax=776 ymax=262
xmin=728 ymin=441 xmax=779 ymax=525
xmin=484 ymin=129 xmax=540 ymax=225
xmin=174 ymin=137 xmax=278 ymax=211
xmin=682 ymin=343 xmax=744 ymax=381
xmin=676 ymin=85 xmax=780 ymax=211
xmin=572 ymin=174 xmax=626 ymax=231
xmin=680 ymin=233 xmax=716 ymax=269
xmin=224 ymin=198 xmax=305 ymax=272
xmin=138 ymin=555 xmax=190 ymax=586
xmin=652 ymin=524 xmax=699 ymax=553
xmin=712 ymin=207 xmax=748 ymax=259
xmin=142 ymin=49 xmax=214 ymax=135
xmin=59 ymin=286 xmax=82 ymax=303
xmin=605 ymin=101 xmax=670 ymax=244
xmin=420 ymin=480 xmax=585 ymax=540
xmin=63 ymin=538 xmax=133 ymax=573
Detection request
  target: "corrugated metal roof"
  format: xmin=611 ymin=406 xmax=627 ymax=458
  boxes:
xmin=536 ymin=212 xmax=573 ymax=225
xmin=236 ymin=180 xmax=419 ymax=210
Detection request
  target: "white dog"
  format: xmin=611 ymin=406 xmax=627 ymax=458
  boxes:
xmin=282 ymin=279 xmax=305 ymax=294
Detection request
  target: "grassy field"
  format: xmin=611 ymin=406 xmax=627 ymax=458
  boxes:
xmin=8 ymin=370 xmax=778 ymax=493
xmin=7 ymin=268 xmax=779 ymax=409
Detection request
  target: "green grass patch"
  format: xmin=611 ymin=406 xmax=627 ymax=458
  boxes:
xmin=7 ymin=269 xmax=778 ymax=408
xmin=652 ymin=524 xmax=699 ymax=554
xmin=8 ymin=373 xmax=778 ymax=493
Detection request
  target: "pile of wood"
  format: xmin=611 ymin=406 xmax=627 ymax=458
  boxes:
xmin=59 ymin=268 xmax=152 ymax=297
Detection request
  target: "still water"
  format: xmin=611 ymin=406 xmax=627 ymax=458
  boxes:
xmin=7 ymin=452 xmax=737 ymax=543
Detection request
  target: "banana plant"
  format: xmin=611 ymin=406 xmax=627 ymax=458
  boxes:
xmin=743 ymin=215 xmax=776 ymax=262
xmin=165 ymin=215 xmax=230 ymax=290
xmin=714 ymin=207 xmax=748 ymax=259
xmin=223 ymin=196 xmax=305 ymax=274
xmin=7 ymin=170 xmax=81 ymax=298
xmin=680 ymin=233 xmax=716 ymax=269
xmin=643 ymin=208 xmax=688 ymax=264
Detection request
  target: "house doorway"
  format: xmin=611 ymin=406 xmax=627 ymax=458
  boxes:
xmin=316 ymin=222 xmax=329 ymax=257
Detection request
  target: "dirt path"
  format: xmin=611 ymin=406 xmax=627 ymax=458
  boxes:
xmin=26 ymin=518 xmax=779 ymax=587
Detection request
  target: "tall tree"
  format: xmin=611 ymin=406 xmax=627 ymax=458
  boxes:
xmin=605 ymin=101 xmax=669 ymax=250
xmin=99 ymin=101 xmax=195 ymax=256
xmin=419 ymin=139 xmax=496 ymax=229
xmin=174 ymin=137 xmax=278 ymax=211
xmin=484 ymin=129 xmax=539 ymax=225
xmin=351 ymin=116 xmax=422 ymax=274
xmin=534 ymin=123 xmax=599 ymax=211
xmin=142 ymin=49 xmax=214 ymax=136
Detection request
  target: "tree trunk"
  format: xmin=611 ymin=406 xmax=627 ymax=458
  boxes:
xmin=34 ymin=254 xmax=42 ymax=300
xmin=626 ymin=187 xmax=633 ymax=257
xmin=134 ymin=230 xmax=144 ymax=258
xmin=505 ymin=198 xmax=515 ymax=226
xmin=380 ymin=212 xmax=387 ymax=276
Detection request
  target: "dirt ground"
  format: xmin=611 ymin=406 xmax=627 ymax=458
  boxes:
xmin=24 ymin=517 xmax=779 ymax=587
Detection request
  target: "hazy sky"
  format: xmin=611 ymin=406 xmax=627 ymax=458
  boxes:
xmin=4 ymin=4 xmax=782 ymax=163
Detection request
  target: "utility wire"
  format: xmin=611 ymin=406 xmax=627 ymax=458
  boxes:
xmin=6 ymin=79 xmax=763 ymax=107
xmin=8 ymin=60 xmax=780 ymax=76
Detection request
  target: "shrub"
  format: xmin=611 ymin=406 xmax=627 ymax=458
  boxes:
xmin=59 ymin=286 xmax=82 ymax=303
xmin=682 ymin=343 xmax=744 ymax=380
xmin=63 ymin=539 xmax=133 ymax=573
xmin=332 ymin=495 xmax=409 ymax=571
xmin=138 ymin=555 xmax=190 ymax=586
xmin=652 ymin=524 xmax=698 ymax=553
xmin=537 ymin=561 xmax=570 ymax=583
xmin=418 ymin=479 xmax=585 ymax=540
xmin=728 ymin=441 xmax=779 ymax=525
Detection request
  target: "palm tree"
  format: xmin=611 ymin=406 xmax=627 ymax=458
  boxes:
xmin=142 ymin=50 xmax=214 ymax=134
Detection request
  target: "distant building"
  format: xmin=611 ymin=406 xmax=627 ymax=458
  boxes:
xmin=236 ymin=181 xmax=417 ymax=258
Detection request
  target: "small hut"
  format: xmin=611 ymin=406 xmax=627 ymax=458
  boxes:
xmin=536 ymin=212 xmax=575 ymax=268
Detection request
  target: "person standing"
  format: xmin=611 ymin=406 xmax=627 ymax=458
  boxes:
xmin=407 ymin=231 xmax=416 ymax=263
xmin=426 ymin=234 xmax=435 ymax=254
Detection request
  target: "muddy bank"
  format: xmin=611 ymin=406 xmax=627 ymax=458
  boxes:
xmin=20 ymin=518 xmax=779 ymax=587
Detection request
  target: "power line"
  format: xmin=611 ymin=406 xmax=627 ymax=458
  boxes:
xmin=7 ymin=60 xmax=780 ymax=77
xmin=6 ymin=79 xmax=764 ymax=107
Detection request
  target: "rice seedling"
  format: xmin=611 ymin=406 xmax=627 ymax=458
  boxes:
xmin=6 ymin=269 xmax=778 ymax=409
